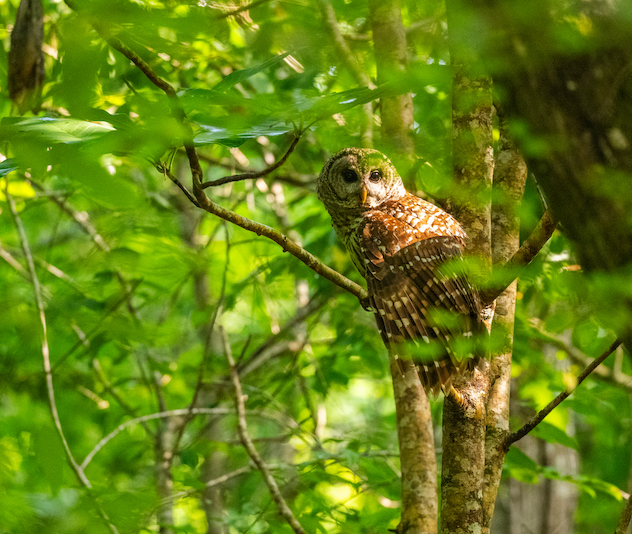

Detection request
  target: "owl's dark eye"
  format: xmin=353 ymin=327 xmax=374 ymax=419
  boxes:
xmin=342 ymin=169 xmax=358 ymax=184
xmin=369 ymin=169 xmax=382 ymax=182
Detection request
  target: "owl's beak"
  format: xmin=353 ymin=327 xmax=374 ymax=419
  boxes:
xmin=361 ymin=185 xmax=368 ymax=205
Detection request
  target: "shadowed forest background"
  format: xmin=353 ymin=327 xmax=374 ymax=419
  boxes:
xmin=2 ymin=0 xmax=632 ymax=533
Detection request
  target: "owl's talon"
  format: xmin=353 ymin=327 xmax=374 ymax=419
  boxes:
xmin=448 ymin=386 xmax=465 ymax=406
xmin=360 ymin=296 xmax=373 ymax=311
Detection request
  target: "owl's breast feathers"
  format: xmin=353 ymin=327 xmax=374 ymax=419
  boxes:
xmin=352 ymin=194 xmax=483 ymax=395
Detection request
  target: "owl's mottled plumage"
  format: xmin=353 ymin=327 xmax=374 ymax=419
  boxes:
xmin=317 ymin=148 xmax=483 ymax=395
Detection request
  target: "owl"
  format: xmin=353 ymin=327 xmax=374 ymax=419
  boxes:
xmin=317 ymin=148 xmax=484 ymax=396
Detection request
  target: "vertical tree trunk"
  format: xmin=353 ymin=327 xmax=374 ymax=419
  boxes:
xmin=484 ymin=120 xmax=528 ymax=532
xmin=441 ymin=3 xmax=494 ymax=531
xmin=370 ymin=0 xmax=414 ymax=160
xmin=370 ymin=1 xmax=438 ymax=531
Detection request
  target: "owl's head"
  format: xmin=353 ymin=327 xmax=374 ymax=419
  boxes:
xmin=317 ymin=148 xmax=407 ymax=213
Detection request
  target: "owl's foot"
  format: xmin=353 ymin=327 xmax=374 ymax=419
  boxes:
xmin=359 ymin=296 xmax=373 ymax=312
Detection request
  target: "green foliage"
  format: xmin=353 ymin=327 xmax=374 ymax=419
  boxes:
xmin=1 ymin=0 xmax=631 ymax=533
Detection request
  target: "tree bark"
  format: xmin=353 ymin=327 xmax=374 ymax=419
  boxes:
xmin=370 ymin=1 xmax=439 ymax=531
xmin=441 ymin=4 xmax=495 ymax=530
xmin=483 ymin=120 xmax=528 ymax=532
xmin=474 ymin=0 xmax=632 ymax=351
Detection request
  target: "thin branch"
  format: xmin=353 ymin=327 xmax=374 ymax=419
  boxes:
xmin=29 ymin=179 xmax=111 ymax=251
xmin=92 ymin=358 xmax=155 ymax=437
xmin=222 ymin=326 xmax=308 ymax=534
xmin=616 ymin=492 xmax=632 ymax=534
xmin=51 ymin=279 xmax=143 ymax=372
xmin=530 ymin=321 xmax=632 ymax=393
xmin=69 ymin=2 xmax=365 ymax=303
xmin=5 ymin=186 xmax=119 ymax=534
xmin=200 ymin=135 xmax=300 ymax=189
xmin=239 ymin=294 xmax=325 ymax=376
xmin=162 ymin=166 xmax=201 ymax=208
xmin=317 ymin=0 xmax=374 ymax=89
xmin=193 ymin=192 xmax=366 ymax=300
xmin=482 ymin=208 xmax=557 ymax=304
xmin=81 ymin=407 xmax=294 ymax=470
xmin=170 ymin=223 xmax=230 ymax=455
xmin=0 ymin=241 xmax=30 ymax=277
xmin=169 ymin=464 xmax=255 ymax=502
xmin=506 ymin=338 xmax=622 ymax=447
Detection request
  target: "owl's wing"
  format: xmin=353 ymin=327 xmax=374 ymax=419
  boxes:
xmin=358 ymin=210 xmax=483 ymax=395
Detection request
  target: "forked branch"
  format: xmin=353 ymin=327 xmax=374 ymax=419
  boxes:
xmin=200 ymin=135 xmax=300 ymax=189
xmin=73 ymin=9 xmax=365 ymax=303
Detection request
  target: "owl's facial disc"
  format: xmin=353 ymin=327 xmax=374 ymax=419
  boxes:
xmin=317 ymin=148 xmax=406 ymax=213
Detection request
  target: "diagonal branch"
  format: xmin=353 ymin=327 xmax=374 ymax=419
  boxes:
xmin=5 ymin=185 xmax=119 ymax=534
xmin=505 ymin=338 xmax=622 ymax=447
xmin=482 ymin=208 xmax=557 ymax=305
xmin=66 ymin=2 xmax=366 ymax=304
xmin=222 ymin=326 xmax=308 ymax=534
xmin=200 ymin=135 xmax=300 ymax=189
xmin=193 ymin=190 xmax=366 ymax=299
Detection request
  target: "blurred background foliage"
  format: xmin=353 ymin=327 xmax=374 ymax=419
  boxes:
xmin=0 ymin=0 xmax=631 ymax=533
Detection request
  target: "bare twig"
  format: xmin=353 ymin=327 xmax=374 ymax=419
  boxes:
xmin=5 ymin=185 xmax=119 ymax=534
xmin=51 ymin=279 xmax=143 ymax=372
xmin=239 ymin=294 xmax=325 ymax=376
xmin=169 ymin=464 xmax=255 ymax=502
xmin=29 ymin=179 xmax=110 ymax=251
xmin=222 ymin=326 xmax=308 ymax=534
xmin=195 ymin=193 xmax=366 ymax=299
xmin=81 ymin=406 xmax=293 ymax=470
xmin=200 ymin=135 xmax=300 ymax=189
xmin=529 ymin=320 xmax=632 ymax=392
xmin=162 ymin=166 xmax=201 ymax=208
xmin=0 ymin=241 xmax=30 ymax=277
xmin=170 ymin=223 xmax=230 ymax=455
xmin=67 ymin=2 xmax=366 ymax=304
xmin=482 ymin=208 xmax=557 ymax=304
xmin=506 ymin=339 xmax=622 ymax=447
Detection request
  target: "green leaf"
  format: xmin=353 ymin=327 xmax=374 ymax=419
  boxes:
xmin=531 ymin=421 xmax=579 ymax=450
xmin=0 ymin=117 xmax=114 ymax=144
xmin=0 ymin=158 xmax=18 ymax=177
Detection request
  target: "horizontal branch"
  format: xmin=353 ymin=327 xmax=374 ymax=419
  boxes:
xmin=81 ymin=406 xmax=296 ymax=470
xmin=505 ymin=338 xmax=622 ymax=447
xmin=482 ymin=208 xmax=557 ymax=304
xmin=200 ymin=135 xmax=300 ymax=189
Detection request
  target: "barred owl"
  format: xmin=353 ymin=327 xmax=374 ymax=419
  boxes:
xmin=317 ymin=148 xmax=484 ymax=396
